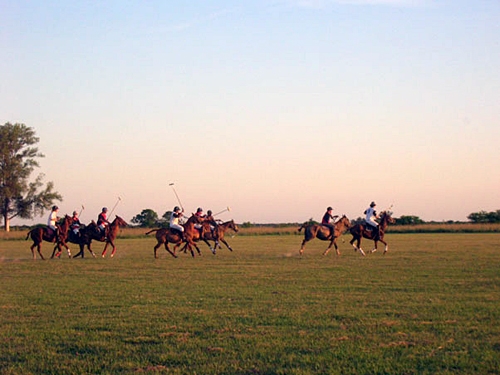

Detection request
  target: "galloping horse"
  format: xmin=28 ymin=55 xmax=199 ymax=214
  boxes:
xmin=349 ymin=211 xmax=395 ymax=255
xmin=189 ymin=219 xmax=239 ymax=254
xmin=298 ymin=215 xmax=351 ymax=256
xmin=26 ymin=215 xmax=73 ymax=260
xmin=146 ymin=214 xmax=205 ymax=259
xmin=76 ymin=216 xmax=128 ymax=258
xmin=203 ymin=220 xmax=239 ymax=254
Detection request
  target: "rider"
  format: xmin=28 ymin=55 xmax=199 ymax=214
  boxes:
xmin=169 ymin=206 xmax=185 ymax=239
xmin=97 ymin=207 xmax=110 ymax=238
xmin=364 ymin=201 xmax=379 ymax=237
xmin=47 ymin=205 xmax=60 ymax=241
xmin=321 ymin=206 xmax=338 ymax=237
xmin=194 ymin=207 xmax=207 ymax=234
xmin=204 ymin=209 xmax=219 ymax=240
xmin=70 ymin=210 xmax=82 ymax=240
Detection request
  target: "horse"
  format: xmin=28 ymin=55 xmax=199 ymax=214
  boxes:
xmin=26 ymin=215 xmax=73 ymax=260
xmin=67 ymin=224 xmax=97 ymax=259
xmin=73 ymin=216 xmax=128 ymax=258
xmin=200 ymin=219 xmax=239 ymax=254
xmin=349 ymin=211 xmax=395 ymax=255
xmin=298 ymin=215 xmax=351 ymax=256
xmin=145 ymin=214 xmax=205 ymax=259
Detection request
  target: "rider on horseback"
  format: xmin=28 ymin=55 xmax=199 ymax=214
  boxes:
xmin=70 ymin=210 xmax=82 ymax=241
xmin=204 ymin=209 xmax=219 ymax=241
xmin=170 ymin=206 xmax=186 ymax=240
xmin=321 ymin=207 xmax=338 ymax=237
xmin=47 ymin=205 xmax=61 ymax=242
xmin=364 ymin=201 xmax=379 ymax=237
xmin=97 ymin=207 xmax=110 ymax=238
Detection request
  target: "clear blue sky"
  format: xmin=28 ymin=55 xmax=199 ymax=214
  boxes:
xmin=1 ymin=0 xmax=499 ymax=224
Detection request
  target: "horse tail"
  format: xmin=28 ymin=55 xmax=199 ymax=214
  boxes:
xmin=26 ymin=230 xmax=32 ymax=240
xmin=298 ymin=223 xmax=307 ymax=232
xmin=145 ymin=229 xmax=159 ymax=235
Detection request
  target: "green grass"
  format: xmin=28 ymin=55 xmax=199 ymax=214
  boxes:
xmin=1 ymin=234 xmax=499 ymax=374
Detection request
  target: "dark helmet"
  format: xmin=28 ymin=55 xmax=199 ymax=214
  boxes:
xmin=174 ymin=206 xmax=180 ymax=212
xmin=370 ymin=201 xmax=376 ymax=207
xmin=102 ymin=207 xmax=108 ymax=212
xmin=327 ymin=206 xmax=333 ymax=211
xmin=207 ymin=210 xmax=212 ymax=215
xmin=73 ymin=211 xmax=78 ymax=216
xmin=197 ymin=207 xmax=203 ymax=213
xmin=52 ymin=205 xmax=59 ymax=210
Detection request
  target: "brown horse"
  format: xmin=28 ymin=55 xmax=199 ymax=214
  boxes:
xmin=145 ymin=214 xmax=205 ymax=259
xmin=26 ymin=215 xmax=73 ymax=260
xmin=202 ymin=219 xmax=239 ymax=254
xmin=73 ymin=216 xmax=128 ymax=258
xmin=349 ymin=211 xmax=395 ymax=255
xmin=298 ymin=215 xmax=351 ymax=256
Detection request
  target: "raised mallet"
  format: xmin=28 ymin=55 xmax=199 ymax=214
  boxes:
xmin=169 ymin=183 xmax=184 ymax=210
xmin=213 ymin=206 xmax=231 ymax=216
xmin=109 ymin=197 xmax=122 ymax=216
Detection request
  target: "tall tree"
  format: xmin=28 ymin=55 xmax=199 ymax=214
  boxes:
xmin=0 ymin=122 xmax=62 ymax=231
xmin=131 ymin=209 xmax=160 ymax=227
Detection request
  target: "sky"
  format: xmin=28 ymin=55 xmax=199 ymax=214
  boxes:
xmin=1 ymin=0 xmax=499 ymax=225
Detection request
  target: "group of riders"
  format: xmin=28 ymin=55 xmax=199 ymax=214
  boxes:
xmin=47 ymin=204 xmax=220 ymax=244
xmin=170 ymin=206 xmax=219 ymax=241
xmin=46 ymin=201 xmax=379 ymax=244
xmin=321 ymin=201 xmax=380 ymax=237
xmin=46 ymin=205 xmax=111 ymax=243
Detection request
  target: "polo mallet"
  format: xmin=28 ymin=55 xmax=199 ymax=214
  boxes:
xmin=169 ymin=183 xmax=184 ymax=210
xmin=109 ymin=197 xmax=122 ymax=216
xmin=78 ymin=205 xmax=85 ymax=217
xmin=213 ymin=206 xmax=231 ymax=216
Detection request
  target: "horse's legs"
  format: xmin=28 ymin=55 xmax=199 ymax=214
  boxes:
xmin=65 ymin=244 xmax=72 ymax=258
xmin=164 ymin=243 xmax=177 ymax=258
xmin=154 ymin=241 xmax=162 ymax=258
xmin=73 ymin=245 xmax=83 ymax=258
xmin=110 ymin=241 xmax=117 ymax=258
xmin=332 ymin=239 xmax=341 ymax=256
xmin=370 ymin=240 xmax=379 ymax=254
xmin=299 ymin=239 xmax=309 ymax=256
xmin=194 ymin=244 xmax=202 ymax=256
xmin=101 ymin=242 xmax=109 ymax=257
xmin=221 ymin=238 xmax=232 ymax=252
xmin=86 ymin=244 xmax=96 ymax=258
xmin=322 ymin=237 xmax=338 ymax=256
xmin=202 ymin=239 xmax=215 ymax=254
xmin=37 ymin=244 xmax=45 ymax=260
xmin=350 ymin=236 xmax=366 ymax=256
xmin=379 ymin=239 xmax=389 ymax=254
xmin=51 ymin=243 xmax=59 ymax=259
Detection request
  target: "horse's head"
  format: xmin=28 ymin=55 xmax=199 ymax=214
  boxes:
xmin=338 ymin=215 xmax=350 ymax=228
xmin=114 ymin=215 xmax=129 ymax=227
xmin=380 ymin=211 xmax=395 ymax=225
xmin=60 ymin=215 xmax=73 ymax=228
xmin=228 ymin=220 xmax=239 ymax=232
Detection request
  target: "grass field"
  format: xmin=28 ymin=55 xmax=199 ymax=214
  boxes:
xmin=1 ymin=233 xmax=499 ymax=374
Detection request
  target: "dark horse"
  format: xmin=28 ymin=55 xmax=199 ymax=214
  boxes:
xmin=145 ymin=214 xmax=205 ymax=259
xmin=66 ymin=224 xmax=97 ymax=259
xmin=298 ymin=215 xmax=351 ymax=256
xmin=191 ymin=219 xmax=239 ymax=254
xmin=71 ymin=216 xmax=128 ymax=258
xmin=349 ymin=211 xmax=395 ymax=255
xmin=26 ymin=215 xmax=73 ymax=260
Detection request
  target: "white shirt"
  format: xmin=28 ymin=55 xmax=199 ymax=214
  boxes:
xmin=48 ymin=211 xmax=58 ymax=229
